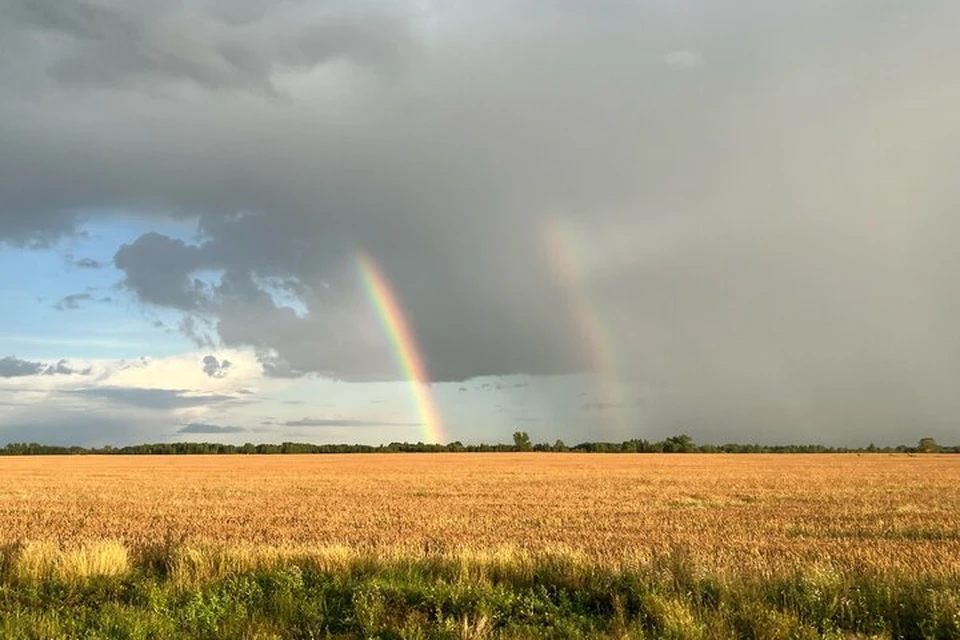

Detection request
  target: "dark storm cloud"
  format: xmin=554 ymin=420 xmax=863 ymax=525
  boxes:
xmin=178 ymin=423 xmax=245 ymax=434
xmin=2 ymin=0 xmax=414 ymax=93
xmin=3 ymin=0 xmax=960 ymax=443
xmin=114 ymin=233 xmax=210 ymax=310
xmin=0 ymin=212 xmax=78 ymax=248
xmin=64 ymin=387 xmax=240 ymax=410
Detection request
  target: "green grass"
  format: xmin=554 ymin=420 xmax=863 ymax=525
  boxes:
xmin=0 ymin=549 xmax=957 ymax=639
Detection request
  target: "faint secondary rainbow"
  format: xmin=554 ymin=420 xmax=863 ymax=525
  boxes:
xmin=543 ymin=217 xmax=628 ymax=436
xmin=357 ymin=252 xmax=446 ymax=444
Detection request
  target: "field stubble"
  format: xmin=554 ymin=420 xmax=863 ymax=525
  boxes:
xmin=0 ymin=453 xmax=958 ymax=578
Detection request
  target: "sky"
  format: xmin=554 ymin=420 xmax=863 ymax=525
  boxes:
xmin=1 ymin=0 xmax=959 ymax=447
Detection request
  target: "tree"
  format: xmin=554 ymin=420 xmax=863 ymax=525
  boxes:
xmin=663 ymin=434 xmax=695 ymax=453
xmin=513 ymin=431 xmax=533 ymax=452
xmin=918 ymin=437 xmax=941 ymax=453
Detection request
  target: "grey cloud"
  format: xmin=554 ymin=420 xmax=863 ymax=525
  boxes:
xmin=583 ymin=401 xmax=639 ymax=412
xmin=178 ymin=422 xmax=245 ymax=434
xmin=4 ymin=1 xmax=960 ymax=444
xmin=73 ymin=257 xmax=103 ymax=269
xmin=0 ymin=357 xmax=90 ymax=377
xmin=663 ymin=50 xmax=702 ymax=69
xmin=2 ymin=0 xmax=415 ymax=93
xmin=282 ymin=417 xmax=421 ymax=428
xmin=63 ymin=255 xmax=105 ymax=269
xmin=54 ymin=292 xmax=110 ymax=310
xmin=180 ymin=316 xmax=216 ymax=348
xmin=0 ymin=413 xmax=146 ymax=447
xmin=260 ymin=352 xmax=310 ymax=379
xmin=201 ymin=355 xmax=232 ymax=378
xmin=43 ymin=360 xmax=92 ymax=376
xmin=0 ymin=213 xmax=77 ymax=247
xmin=64 ymin=387 xmax=240 ymax=410
xmin=114 ymin=233 xmax=209 ymax=309
xmin=0 ymin=357 xmax=46 ymax=377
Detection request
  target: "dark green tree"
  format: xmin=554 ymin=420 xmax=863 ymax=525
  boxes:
xmin=663 ymin=434 xmax=695 ymax=453
xmin=513 ymin=431 xmax=533 ymax=452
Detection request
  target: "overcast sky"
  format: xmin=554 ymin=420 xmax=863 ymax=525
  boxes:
xmin=2 ymin=0 xmax=959 ymax=447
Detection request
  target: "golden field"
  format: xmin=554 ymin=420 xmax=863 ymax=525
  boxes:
xmin=1 ymin=453 xmax=958 ymax=576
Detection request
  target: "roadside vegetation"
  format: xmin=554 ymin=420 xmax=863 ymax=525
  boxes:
xmin=1 ymin=543 xmax=958 ymax=639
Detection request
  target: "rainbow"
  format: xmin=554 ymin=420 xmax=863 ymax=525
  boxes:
xmin=357 ymin=252 xmax=446 ymax=444
xmin=543 ymin=217 xmax=628 ymax=436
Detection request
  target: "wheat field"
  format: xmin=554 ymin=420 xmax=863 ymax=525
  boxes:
xmin=1 ymin=453 xmax=957 ymax=577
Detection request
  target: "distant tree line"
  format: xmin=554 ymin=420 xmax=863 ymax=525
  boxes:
xmin=0 ymin=433 xmax=955 ymax=456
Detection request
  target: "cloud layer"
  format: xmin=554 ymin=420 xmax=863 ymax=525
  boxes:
xmin=178 ymin=423 xmax=245 ymax=435
xmin=3 ymin=0 xmax=960 ymax=442
xmin=0 ymin=357 xmax=91 ymax=378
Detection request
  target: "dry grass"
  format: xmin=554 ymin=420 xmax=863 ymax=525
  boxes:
xmin=4 ymin=539 xmax=130 ymax=582
xmin=0 ymin=453 xmax=957 ymax=577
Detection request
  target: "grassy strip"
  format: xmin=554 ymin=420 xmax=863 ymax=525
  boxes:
xmin=0 ymin=544 xmax=958 ymax=639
